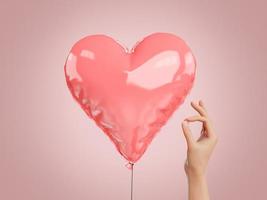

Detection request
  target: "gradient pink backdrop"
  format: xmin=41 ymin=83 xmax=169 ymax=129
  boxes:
xmin=1 ymin=0 xmax=266 ymax=199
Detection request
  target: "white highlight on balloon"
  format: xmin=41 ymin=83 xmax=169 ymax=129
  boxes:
xmin=184 ymin=52 xmax=195 ymax=75
xmin=80 ymin=50 xmax=95 ymax=60
xmin=66 ymin=53 xmax=82 ymax=81
xmin=126 ymin=51 xmax=180 ymax=90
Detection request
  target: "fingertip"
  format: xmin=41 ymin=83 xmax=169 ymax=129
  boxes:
xmin=190 ymin=101 xmax=196 ymax=107
xmin=181 ymin=121 xmax=188 ymax=132
xmin=182 ymin=120 xmax=188 ymax=126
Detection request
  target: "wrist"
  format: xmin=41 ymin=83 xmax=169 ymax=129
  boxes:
xmin=185 ymin=166 xmax=206 ymax=180
xmin=187 ymin=171 xmax=206 ymax=181
xmin=186 ymin=169 xmax=210 ymax=200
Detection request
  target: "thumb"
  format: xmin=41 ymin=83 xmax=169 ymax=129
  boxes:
xmin=181 ymin=121 xmax=194 ymax=148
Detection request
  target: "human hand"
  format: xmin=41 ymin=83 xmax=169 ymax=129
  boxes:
xmin=182 ymin=100 xmax=218 ymax=178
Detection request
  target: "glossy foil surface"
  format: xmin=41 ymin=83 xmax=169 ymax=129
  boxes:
xmin=64 ymin=33 xmax=196 ymax=163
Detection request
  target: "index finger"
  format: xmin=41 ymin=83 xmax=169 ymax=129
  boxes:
xmin=191 ymin=101 xmax=208 ymax=117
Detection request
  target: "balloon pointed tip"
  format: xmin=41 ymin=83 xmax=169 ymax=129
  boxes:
xmin=125 ymin=162 xmax=134 ymax=170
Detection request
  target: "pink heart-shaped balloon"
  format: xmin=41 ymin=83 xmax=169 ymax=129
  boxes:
xmin=64 ymin=33 xmax=196 ymax=163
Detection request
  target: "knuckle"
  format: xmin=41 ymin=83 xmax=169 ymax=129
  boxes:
xmin=202 ymin=117 xmax=208 ymax=123
xmin=189 ymin=143 xmax=197 ymax=150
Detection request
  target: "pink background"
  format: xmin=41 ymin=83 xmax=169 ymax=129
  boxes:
xmin=1 ymin=0 xmax=266 ymax=199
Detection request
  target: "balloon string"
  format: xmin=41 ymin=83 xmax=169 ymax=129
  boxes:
xmin=131 ymin=163 xmax=134 ymax=200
